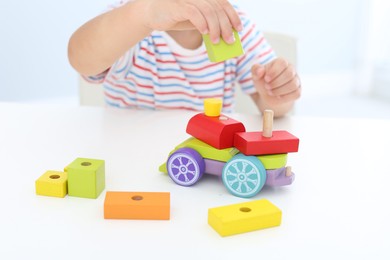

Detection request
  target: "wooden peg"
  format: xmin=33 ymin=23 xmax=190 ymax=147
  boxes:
xmin=204 ymin=98 xmax=222 ymax=117
xmin=262 ymin=110 xmax=274 ymax=138
xmin=285 ymin=166 xmax=292 ymax=177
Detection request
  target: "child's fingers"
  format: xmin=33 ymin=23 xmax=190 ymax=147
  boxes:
xmin=203 ymin=9 xmax=222 ymax=44
xmin=268 ymin=76 xmax=301 ymax=97
xmin=208 ymin=0 xmax=240 ymax=44
xmin=251 ymin=63 xmax=266 ymax=81
xmin=252 ymin=61 xmax=301 ymax=104
xmin=182 ymin=0 xmax=219 ymax=43
xmin=214 ymin=7 xmax=234 ymax=44
xmin=183 ymin=4 xmax=209 ymax=34
xmin=191 ymin=0 xmax=240 ymax=44
xmin=264 ymin=58 xmax=289 ymax=83
xmin=276 ymin=83 xmax=302 ymax=103
xmin=251 ymin=64 xmax=268 ymax=96
xmin=219 ymin=0 xmax=243 ymax=32
xmin=266 ymin=64 xmax=296 ymax=90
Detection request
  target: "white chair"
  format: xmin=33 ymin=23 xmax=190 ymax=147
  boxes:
xmin=79 ymin=32 xmax=297 ymax=113
xmin=79 ymin=76 xmax=105 ymax=107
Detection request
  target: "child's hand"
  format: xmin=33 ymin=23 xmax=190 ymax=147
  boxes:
xmin=142 ymin=0 xmax=243 ymax=44
xmin=251 ymin=58 xmax=301 ymax=112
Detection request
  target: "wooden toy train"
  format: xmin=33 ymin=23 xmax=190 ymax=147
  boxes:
xmin=159 ymin=98 xmax=299 ymax=198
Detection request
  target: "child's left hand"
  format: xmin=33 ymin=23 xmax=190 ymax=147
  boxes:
xmin=251 ymin=58 xmax=301 ymax=115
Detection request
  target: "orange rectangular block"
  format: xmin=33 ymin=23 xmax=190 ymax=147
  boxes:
xmin=104 ymin=191 xmax=170 ymax=220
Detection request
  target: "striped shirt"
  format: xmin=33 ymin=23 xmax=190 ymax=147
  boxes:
xmin=86 ymin=2 xmax=276 ymax=112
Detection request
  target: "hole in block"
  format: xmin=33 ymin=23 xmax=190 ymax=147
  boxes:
xmin=239 ymin=207 xmax=252 ymax=213
xmin=49 ymin=174 xmax=61 ymax=179
xmin=132 ymin=195 xmax=143 ymax=201
xmin=81 ymin=162 xmax=92 ymax=166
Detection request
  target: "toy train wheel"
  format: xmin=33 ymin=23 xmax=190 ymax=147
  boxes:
xmin=167 ymin=148 xmax=205 ymax=186
xmin=222 ymin=154 xmax=266 ymax=198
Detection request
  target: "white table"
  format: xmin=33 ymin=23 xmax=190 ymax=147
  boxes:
xmin=0 ymin=103 xmax=389 ymax=259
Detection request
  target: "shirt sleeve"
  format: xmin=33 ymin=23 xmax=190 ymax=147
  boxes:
xmin=235 ymin=8 xmax=277 ymax=95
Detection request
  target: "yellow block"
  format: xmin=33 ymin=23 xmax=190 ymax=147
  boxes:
xmin=208 ymin=199 xmax=282 ymax=236
xmin=257 ymin=153 xmax=288 ymax=170
xmin=35 ymin=170 xmax=68 ymax=198
xmin=204 ymin=98 xmax=222 ymax=117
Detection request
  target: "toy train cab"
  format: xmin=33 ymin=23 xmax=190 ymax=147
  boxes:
xmin=159 ymin=98 xmax=299 ymax=198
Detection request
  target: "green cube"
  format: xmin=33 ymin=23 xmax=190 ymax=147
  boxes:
xmin=203 ymin=30 xmax=245 ymax=62
xmin=66 ymin=158 xmax=105 ymax=199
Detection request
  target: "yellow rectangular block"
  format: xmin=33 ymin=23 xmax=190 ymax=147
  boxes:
xmin=208 ymin=199 xmax=282 ymax=236
xmin=35 ymin=170 xmax=67 ymax=198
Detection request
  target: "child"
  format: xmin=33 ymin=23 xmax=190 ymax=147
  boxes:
xmin=68 ymin=0 xmax=301 ymax=117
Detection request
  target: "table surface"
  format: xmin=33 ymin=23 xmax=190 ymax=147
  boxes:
xmin=0 ymin=102 xmax=389 ymax=260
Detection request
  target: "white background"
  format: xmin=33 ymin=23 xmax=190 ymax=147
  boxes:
xmin=0 ymin=104 xmax=389 ymax=259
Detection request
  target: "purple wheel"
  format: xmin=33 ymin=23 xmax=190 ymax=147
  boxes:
xmin=167 ymin=148 xmax=205 ymax=186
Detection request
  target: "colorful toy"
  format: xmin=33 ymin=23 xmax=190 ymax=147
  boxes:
xmin=203 ymin=30 xmax=244 ymax=62
xmin=65 ymin=157 xmax=105 ymax=199
xmin=186 ymin=113 xmax=245 ymax=149
xmin=104 ymin=191 xmax=170 ymax=220
xmin=208 ymin=199 xmax=282 ymax=236
xmin=35 ymin=170 xmax=68 ymax=198
xmin=160 ymin=98 xmax=299 ymax=198
xmin=234 ymin=131 xmax=299 ymax=155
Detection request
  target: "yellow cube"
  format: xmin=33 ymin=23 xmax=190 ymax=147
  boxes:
xmin=208 ymin=199 xmax=282 ymax=236
xmin=35 ymin=170 xmax=68 ymax=198
xmin=204 ymin=98 xmax=222 ymax=117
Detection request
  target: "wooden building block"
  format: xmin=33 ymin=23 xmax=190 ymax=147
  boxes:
xmin=208 ymin=199 xmax=282 ymax=237
xmin=176 ymin=137 xmax=239 ymax=162
xmin=204 ymin=159 xmax=225 ymax=176
xmin=222 ymin=154 xmax=267 ymax=198
xmin=159 ymin=137 xmax=239 ymax=174
xmin=257 ymin=153 xmax=287 ymax=170
xmin=104 ymin=191 xmax=170 ymax=220
xmin=262 ymin=110 xmax=274 ymax=138
xmin=186 ymin=113 xmax=245 ymax=149
xmin=65 ymin=158 xmax=105 ymax=199
xmin=204 ymin=98 xmax=222 ymax=117
xmin=234 ymin=131 xmax=299 ymax=155
xmin=203 ymin=30 xmax=244 ymax=62
xmin=35 ymin=170 xmax=67 ymax=198
xmin=266 ymin=166 xmax=295 ymax=187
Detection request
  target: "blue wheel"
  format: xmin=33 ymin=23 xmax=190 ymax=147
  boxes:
xmin=222 ymin=154 xmax=266 ymax=198
xmin=167 ymin=148 xmax=205 ymax=186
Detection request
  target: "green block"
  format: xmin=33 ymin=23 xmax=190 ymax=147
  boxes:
xmin=65 ymin=158 xmax=105 ymax=199
xmin=159 ymin=137 xmax=239 ymax=174
xmin=203 ymin=30 xmax=245 ymax=62
xmin=176 ymin=137 xmax=239 ymax=162
xmin=159 ymin=162 xmax=168 ymax=174
xmin=257 ymin=154 xmax=288 ymax=170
